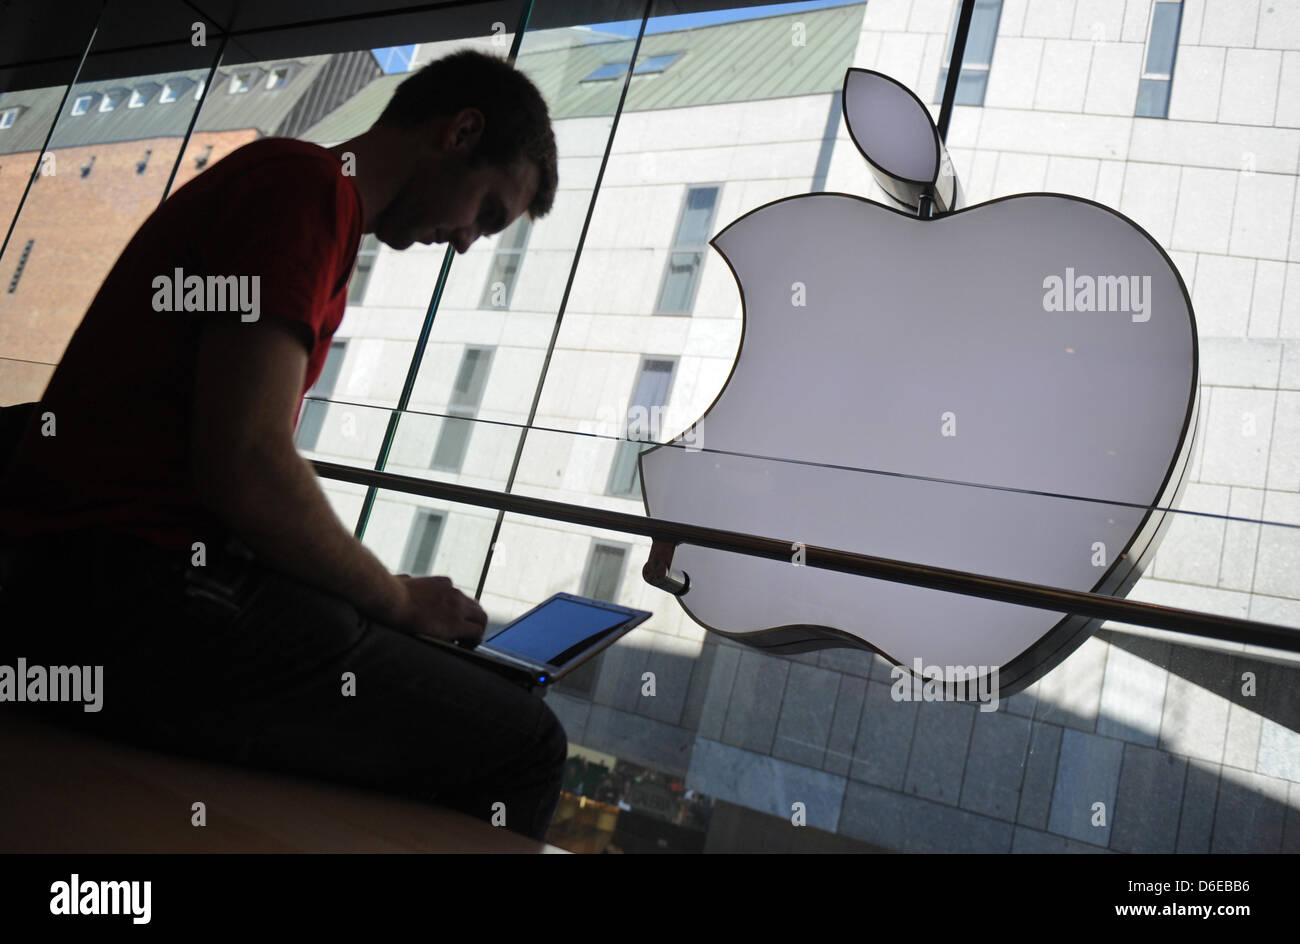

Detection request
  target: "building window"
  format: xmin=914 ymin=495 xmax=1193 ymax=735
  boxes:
xmin=581 ymin=53 xmax=682 ymax=82
xmin=583 ymin=542 xmax=627 ymax=602
xmin=655 ymin=186 xmax=718 ymax=315
xmin=229 ymin=72 xmax=253 ymax=94
xmin=934 ymin=0 xmax=1003 ymax=106
xmin=159 ymin=80 xmax=189 ymax=103
xmin=634 ymin=53 xmax=681 ymax=74
xmin=556 ymin=541 xmax=630 ymax=696
xmin=0 ymin=109 xmax=17 ymax=129
xmin=374 ymin=46 xmax=414 ymax=73
xmin=479 ymin=215 xmax=531 ymax=309
xmin=128 ymin=88 xmax=150 ymax=108
xmin=1136 ymin=1 xmax=1183 ymax=118
xmin=296 ymin=339 xmax=347 ymax=451
xmin=347 ymin=233 xmax=380 ymax=304
xmin=431 ymin=346 xmax=494 ymax=473
xmin=581 ymin=61 xmax=630 ymax=82
xmin=266 ymin=67 xmax=290 ymax=90
xmin=401 ymin=510 xmax=445 ymax=576
xmin=71 ymin=94 xmax=95 ymax=115
xmin=607 ymin=358 xmax=675 ymax=498
xmin=194 ymin=78 xmax=206 ymax=101
xmin=99 ymin=89 xmax=126 ymax=112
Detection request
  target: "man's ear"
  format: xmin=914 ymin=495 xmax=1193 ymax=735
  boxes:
xmin=448 ymin=106 xmax=485 ymax=153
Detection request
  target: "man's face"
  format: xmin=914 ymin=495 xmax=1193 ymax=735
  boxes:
xmin=372 ymin=130 xmax=539 ymax=254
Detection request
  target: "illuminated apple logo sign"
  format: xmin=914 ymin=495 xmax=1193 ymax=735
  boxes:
xmin=639 ymin=68 xmax=1198 ymax=697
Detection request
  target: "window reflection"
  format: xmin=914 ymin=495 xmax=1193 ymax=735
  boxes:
xmin=935 ymin=0 xmax=1003 ymax=106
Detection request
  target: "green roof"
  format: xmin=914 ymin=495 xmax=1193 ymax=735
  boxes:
xmin=0 ymin=4 xmax=867 ymax=153
xmin=301 ymin=2 xmax=866 ymax=144
xmin=0 ymin=57 xmax=329 ymax=154
xmin=300 ymin=72 xmax=406 ymax=144
xmin=526 ymin=2 xmax=866 ymax=116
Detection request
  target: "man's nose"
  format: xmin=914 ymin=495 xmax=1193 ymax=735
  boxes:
xmin=451 ymin=227 xmax=481 ymax=254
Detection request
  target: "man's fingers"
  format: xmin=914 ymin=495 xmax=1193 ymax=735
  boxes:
xmin=457 ymin=601 xmax=487 ymax=647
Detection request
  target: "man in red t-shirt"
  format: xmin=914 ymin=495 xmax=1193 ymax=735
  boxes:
xmin=0 ymin=50 xmax=567 ymax=842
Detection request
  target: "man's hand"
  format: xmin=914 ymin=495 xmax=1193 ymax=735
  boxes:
xmin=393 ymin=575 xmax=488 ymax=647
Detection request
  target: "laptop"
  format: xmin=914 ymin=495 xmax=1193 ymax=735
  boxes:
xmin=419 ymin=592 xmax=652 ymax=690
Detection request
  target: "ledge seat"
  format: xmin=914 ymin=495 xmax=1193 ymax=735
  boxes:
xmin=0 ymin=709 xmax=566 ymax=853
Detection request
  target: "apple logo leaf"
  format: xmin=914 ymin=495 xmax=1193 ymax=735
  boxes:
xmin=637 ymin=68 xmax=1199 ymax=698
xmin=841 ymin=68 xmax=962 ymax=213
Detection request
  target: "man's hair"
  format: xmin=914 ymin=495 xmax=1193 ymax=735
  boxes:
xmin=375 ymin=48 xmax=557 ymax=220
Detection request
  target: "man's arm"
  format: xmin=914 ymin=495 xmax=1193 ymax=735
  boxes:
xmin=189 ymin=314 xmax=410 ymax=628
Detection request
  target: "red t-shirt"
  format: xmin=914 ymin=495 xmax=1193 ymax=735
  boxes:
xmin=0 ymin=137 xmax=364 ymax=551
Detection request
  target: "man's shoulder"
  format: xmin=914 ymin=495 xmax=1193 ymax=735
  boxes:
xmin=215 ymin=137 xmax=341 ymax=180
xmin=173 ymin=138 xmax=343 ymax=204
xmin=168 ymin=137 xmax=358 ymax=231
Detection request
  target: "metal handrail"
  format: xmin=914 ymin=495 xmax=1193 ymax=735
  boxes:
xmin=311 ymin=460 xmax=1300 ymax=654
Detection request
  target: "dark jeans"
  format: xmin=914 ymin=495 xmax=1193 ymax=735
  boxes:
xmin=0 ymin=527 xmax=567 ymax=843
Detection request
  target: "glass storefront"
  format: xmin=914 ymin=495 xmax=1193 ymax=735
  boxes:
xmin=2 ymin=0 xmax=1297 ymax=853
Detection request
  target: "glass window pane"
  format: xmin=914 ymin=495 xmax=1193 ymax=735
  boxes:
xmin=1145 ymin=2 xmax=1182 ymax=76
xmin=634 ymin=54 xmax=681 ymax=74
xmin=383 ymin=6 xmax=647 ymax=573
xmin=629 ymin=360 xmax=673 ymax=425
xmin=431 ymin=345 xmax=491 ymax=471
xmin=297 ymin=340 xmax=346 ymax=451
xmin=480 ymin=253 xmax=521 ymax=308
xmin=70 ymin=0 xmax=1266 ymax=857
xmin=966 ymin=0 xmax=1003 ymax=65
xmin=506 ymin=216 xmax=532 ymax=251
xmin=677 ymin=187 xmax=717 ymax=245
xmin=582 ymin=543 xmax=627 ymax=601
xmin=479 ymin=217 xmax=530 ymax=309
xmin=431 ymin=415 xmax=473 ymax=471
xmin=403 ymin=512 xmax=443 ymax=575
xmin=608 ymin=358 xmax=672 ymax=495
xmin=0 ymin=41 xmax=217 ymax=404
xmin=956 ymin=68 xmax=989 ymax=106
xmin=637 ymin=53 xmax=681 ymax=73
xmin=606 ymin=438 xmax=643 ymax=496
xmin=1136 ymin=77 xmax=1171 ymax=117
xmin=936 ymin=66 xmax=991 ymax=107
xmin=582 ymin=61 xmax=629 ymax=81
xmin=451 ymin=347 xmax=492 ymax=406
xmin=944 ymin=0 xmax=1003 ymax=66
xmin=657 ymin=250 xmax=702 ymax=313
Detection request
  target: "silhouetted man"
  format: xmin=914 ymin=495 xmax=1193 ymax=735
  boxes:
xmin=0 ymin=49 xmax=567 ymax=842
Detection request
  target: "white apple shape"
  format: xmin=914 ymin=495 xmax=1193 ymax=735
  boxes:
xmin=638 ymin=68 xmax=1198 ymax=697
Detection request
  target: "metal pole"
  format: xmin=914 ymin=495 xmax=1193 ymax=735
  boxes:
xmin=472 ymin=0 xmax=655 ymax=601
xmin=936 ymin=0 xmax=976 ymax=142
xmin=0 ymin=0 xmax=105 ymax=264
xmin=310 ymin=459 xmax=1300 ymax=654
